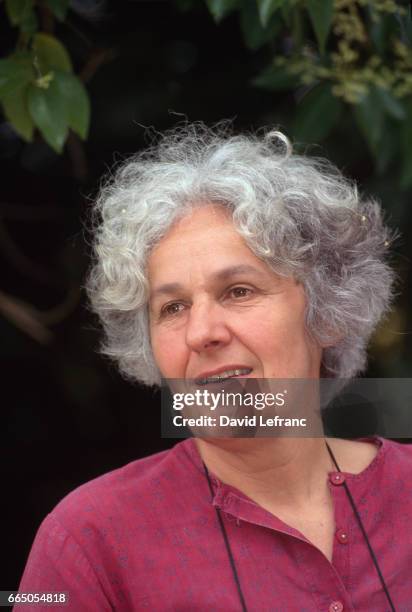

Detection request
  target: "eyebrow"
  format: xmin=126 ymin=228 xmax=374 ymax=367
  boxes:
xmin=149 ymin=264 xmax=265 ymax=300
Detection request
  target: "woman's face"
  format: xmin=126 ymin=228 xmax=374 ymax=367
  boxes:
xmin=148 ymin=204 xmax=323 ymax=382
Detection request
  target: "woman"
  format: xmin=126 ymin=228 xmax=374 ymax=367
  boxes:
xmin=17 ymin=124 xmax=411 ymax=611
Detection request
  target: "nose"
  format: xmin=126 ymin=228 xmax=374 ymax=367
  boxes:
xmin=185 ymin=299 xmax=232 ymax=353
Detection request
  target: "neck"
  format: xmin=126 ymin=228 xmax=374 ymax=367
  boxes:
xmin=195 ymin=436 xmax=334 ymax=510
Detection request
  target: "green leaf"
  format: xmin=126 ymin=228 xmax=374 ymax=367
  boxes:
xmin=253 ymin=62 xmax=301 ymax=90
xmin=28 ymin=77 xmax=68 ymax=152
xmin=369 ymin=21 xmax=385 ymax=56
xmin=240 ymin=0 xmax=281 ymax=50
xmin=401 ymin=12 xmax=412 ymax=45
xmin=400 ymin=104 xmax=412 ymax=189
xmin=367 ymin=8 xmax=398 ymax=55
xmin=353 ymin=87 xmax=385 ymax=157
xmin=374 ymin=119 xmax=398 ymax=175
xmin=20 ymin=7 xmax=38 ymax=33
xmin=53 ymin=71 xmax=90 ymax=139
xmin=5 ymin=0 xmax=33 ymax=26
xmin=45 ymin=0 xmax=70 ymax=21
xmin=1 ymin=86 xmax=34 ymax=141
xmin=0 ymin=55 xmax=33 ymax=98
xmin=256 ymin=0 xmax=286 ymax=28
xmin=292 ymin=83 xmax=343 ymax=143
xmin=240 ymin=0 xmax=265 ymax=49
xmin=33 ymin=33 xmax=72 ymax=74
xmin=26 ymin=69 xmax=90 ymax=150
xmin=279 ymin=1 xmax=294 ymax=26
xmin=376 ymin=88 xmax=406 ymax=121
xmin=306 ymin=0 xmax=334 ymax=54
xmin=205 ymin=0 xmax=239 ymax=22
xmin=174 ymin=0 xmax=198 ymax=10
xmin=5 ymin=0 xmax=37 ymax=34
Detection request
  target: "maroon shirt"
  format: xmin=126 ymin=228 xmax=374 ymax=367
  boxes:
xmin=17 ymin=438 xmax=412 ymax=611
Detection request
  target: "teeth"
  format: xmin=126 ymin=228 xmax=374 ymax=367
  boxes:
xmin=197 ymin=368 xmax=252 ymax=385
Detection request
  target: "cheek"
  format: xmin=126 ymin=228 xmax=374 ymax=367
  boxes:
xmin=150 ymin=328 xmax=186 ymax=376
xmin=244 ymin=303 xmax=319 ymax=373
xmin=247 ymin=310 xmax=304 ymax=352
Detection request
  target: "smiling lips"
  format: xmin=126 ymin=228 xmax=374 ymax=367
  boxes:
xmin=194 ymin=367 xmax=253 ymax=385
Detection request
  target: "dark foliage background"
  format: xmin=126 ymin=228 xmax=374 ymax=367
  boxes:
xmin=1 ymin=0 xmax=411 ymax=592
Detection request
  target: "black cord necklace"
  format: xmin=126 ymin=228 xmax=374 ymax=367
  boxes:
xmin=203 ymin=441 xmax=396 ymax=612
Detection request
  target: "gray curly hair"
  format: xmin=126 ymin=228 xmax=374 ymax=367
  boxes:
xmin=86 ymin=122 xmax=395 ymax=387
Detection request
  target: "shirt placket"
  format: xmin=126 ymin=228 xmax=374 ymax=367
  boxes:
xmin=214 ymin=483 xmax=356 ymax=612
xmin=329 ymin=472 xmax=352 ymax=589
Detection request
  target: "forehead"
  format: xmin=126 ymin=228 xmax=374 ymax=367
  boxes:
xmin=159 ymin=204 xmax=238 ymax=242
xmin=147 ymin=204 xmax=267 ymax=291
xmin=149 ymin=204 xmax=257 ymax=264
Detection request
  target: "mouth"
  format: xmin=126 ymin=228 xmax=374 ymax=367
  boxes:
xmin=194 ymin=367 xmax=253 ymax=385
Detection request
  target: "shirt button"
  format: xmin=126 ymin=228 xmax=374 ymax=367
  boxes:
xmin=329 ymin=602 xmax=344 ymax=612
xmin=329 ymin=472 xmax=345 ymax=485
xmin=336 ymin=528 xmax=349 ymax=544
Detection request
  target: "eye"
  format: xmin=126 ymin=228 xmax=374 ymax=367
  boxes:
xmin=228 ymin=286 xmax=253 ymax=299
xmin=161 ymin=302 xmax=185 ymax=317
